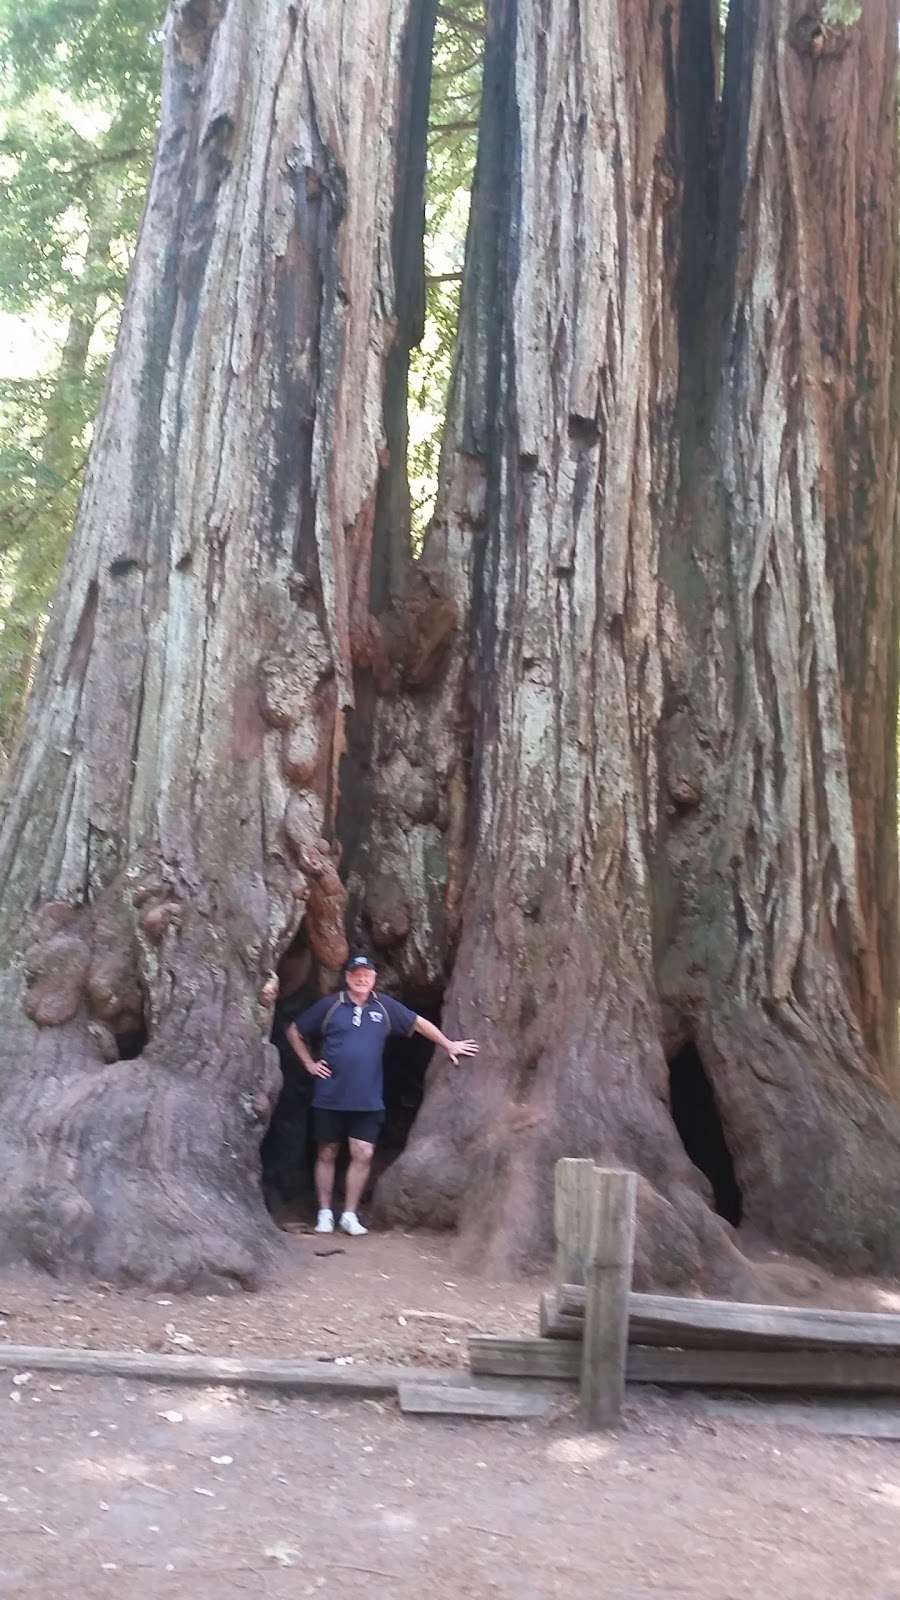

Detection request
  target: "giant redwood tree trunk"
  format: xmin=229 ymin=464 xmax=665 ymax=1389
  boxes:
xmin=371 ymin=0 xmax=749 ymax=1288
xmin=369 ymin=0 xmax=900 ymax=1287
xmin=0 ymin=0 xmax=434 ymax=1287
xmin=666 ymin=0 xmax=900 ymax=1269
xmin=2 ymin=0 xmax=899 ymax=1293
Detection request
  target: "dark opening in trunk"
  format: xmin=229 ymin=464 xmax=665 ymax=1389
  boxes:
xmin=668 ymin=1043 xmax=742 ymax=1226
xmin=377 ymin=1008 xmax=434 ymax=1175
xmin=114 ymin=1019 xmax=148 ymax=1061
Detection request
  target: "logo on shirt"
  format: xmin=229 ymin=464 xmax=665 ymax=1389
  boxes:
xmin=369 ymin=1010 xmax=385 ymax=1022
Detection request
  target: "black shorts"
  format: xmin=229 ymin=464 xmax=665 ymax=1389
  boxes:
xmin=312 ymin=1109 xmax=384 ymax=1147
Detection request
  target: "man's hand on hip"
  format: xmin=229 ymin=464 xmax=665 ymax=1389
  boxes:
xmin=305 ymin=1059 xmax=332 ymax=1080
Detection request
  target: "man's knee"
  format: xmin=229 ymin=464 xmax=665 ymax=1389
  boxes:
xmin=317 ymin=1141 xmax=341 ymax=1160
xmin=348 ymin=1138 xmax=375 ymax=1163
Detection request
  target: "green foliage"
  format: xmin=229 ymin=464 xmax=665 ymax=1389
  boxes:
xmin=822 ymin=0 xmax=861 ymax=23
xmin=408 ymin=2 xmax=484 ymax=542
xmin=0 ymin=0 xmax=162 ymax=756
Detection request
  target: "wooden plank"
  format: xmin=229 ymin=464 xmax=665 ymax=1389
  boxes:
xmin=398 ymin=1382 xmax=551 ymax=1419
xmin=556 ymin=1286 xmax=900 ymax=1355
xmin=628 ymin=1345 xmax=900 ymax=1392
xmin=539 ymin=1289 xmax=582 ymax=1340
xmin=580 ymin=1167 xmax=637 ymax=1428
xmin=470 ymin=1336 xmax=580 ymax=1380
xmin=469 ymin=1335 xmax=900 ymax=1394
xmin=694 ymin=1397 xmax=900 ymax=1439
xmin=0 ymin=1344 xmax=453 ymax=1397
xmin=553 ymin=1158 xmax=596 ymax=1287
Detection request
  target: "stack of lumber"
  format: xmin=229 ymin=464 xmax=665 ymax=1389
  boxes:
xmin=468 ymin=1289 xmax=900 ymax=1394
xmin=0 ymin=1341 xmax=555 ymax=1419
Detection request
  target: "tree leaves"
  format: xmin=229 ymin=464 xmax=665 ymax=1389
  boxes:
xmin=0 ymin=0 xmax=162 ymax=760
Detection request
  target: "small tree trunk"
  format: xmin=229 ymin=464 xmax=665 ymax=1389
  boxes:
xmin=0 ymin=0 xmax=432 ymax=1288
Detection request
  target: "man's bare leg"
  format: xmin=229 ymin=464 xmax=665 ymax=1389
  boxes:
xmin=341 ymin=1138 xmax=375 ymax=1232
xmin=315 ymin=1141 xmax=340 ymax=1211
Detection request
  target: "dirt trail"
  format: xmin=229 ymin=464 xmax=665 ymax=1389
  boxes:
xmin=5 ymin=1231 xmax=900 ymax=1595
xmin=2 ymin=1371 xmax=900 ymax=1599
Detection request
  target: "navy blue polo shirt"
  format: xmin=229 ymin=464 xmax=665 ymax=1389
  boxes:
xmin=290 ymin=991 xmax=418 ymax=1111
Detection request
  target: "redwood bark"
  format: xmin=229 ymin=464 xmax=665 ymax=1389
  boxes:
xmin=0 ymin=0 xmax=432 ymax=1287
xmin=374 ymin=0 xmax=753 ymax=1289
xmin=373 ymin=0 xmax=900 ymax=1286
xmin=2 ymin=0 xmax=899 ymax=1295
xmin=660 ymin=0 xmax=900 ymax=1269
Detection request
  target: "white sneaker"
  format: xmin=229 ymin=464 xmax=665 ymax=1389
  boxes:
xmin=339 ymin=1211 xmax=368 ymax=1237
xmin=314 ymin=1209 xmax=334 ymax=1234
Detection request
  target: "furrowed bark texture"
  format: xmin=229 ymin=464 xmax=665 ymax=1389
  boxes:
xmin=374 ymin=0 xmax=756 ymax=1290
xmin=659 ymin=0 xmax=900 ymax=1268
xmin=374 ymin=0 xmax=900 ymax=1284
xmin=0 ymin=0 xmax=429 ymax=1287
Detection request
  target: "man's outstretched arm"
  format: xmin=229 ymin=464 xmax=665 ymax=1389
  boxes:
xmin=413 ymin=1016 xmax=479 ymax=1065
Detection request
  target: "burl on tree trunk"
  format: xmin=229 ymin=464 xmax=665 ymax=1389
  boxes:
xmin=367 ymin=0 xmax=900 ymax=1290
xmin=0 ymin=0 xmax=436 ymax=1288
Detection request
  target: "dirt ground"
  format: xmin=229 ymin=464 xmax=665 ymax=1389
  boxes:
xmin=0 ymin=1231 xmax=541 ymax=1369
xmin=1 ymin=1225 xmax=898 ymax=1371
xmin=5 ymin=1231 xmax=900 ymax=1597
xmin=7 ymin=1216 xmax=896 ymax=1369
xmin=2 ymin=1371 xmax=900 ymax=1599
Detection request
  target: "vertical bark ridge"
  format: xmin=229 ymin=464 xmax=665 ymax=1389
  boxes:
xmin=335 ymin=0 xmax=439 ymax=959
xmin=341 ymin=0 xmax=505 ymax=1003
xmin=373 ymin=0 xmax=756 ymax=1290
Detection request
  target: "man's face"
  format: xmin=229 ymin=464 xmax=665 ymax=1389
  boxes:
xmin=345 ymin=964 xmax=376 ymax=1003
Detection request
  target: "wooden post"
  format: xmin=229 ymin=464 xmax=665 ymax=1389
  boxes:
xmin=580 ymin=1167 xmax=638 ymax=1429
xmin=553 ymin=1158 xmax=596 ymax=1287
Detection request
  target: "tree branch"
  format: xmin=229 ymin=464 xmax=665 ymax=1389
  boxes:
xmin=436 ymin=5 xmax=485 ymax=38
xmin=0 ymin=454 xmax=89 ymax=556
xmin=0 ymin=142 xmax=143 ymax=176
xmin=429 ymin=120 xmax=479 ymax=135
xmin=431 ymin=56 xmax=483 ymax=83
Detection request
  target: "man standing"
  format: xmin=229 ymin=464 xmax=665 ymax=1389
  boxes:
xmin=286 ymin=954 xmax=478 ymax=1235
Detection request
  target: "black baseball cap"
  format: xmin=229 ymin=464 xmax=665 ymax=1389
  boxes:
xmin=345 ymin=954 xmax=376 ymax=970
